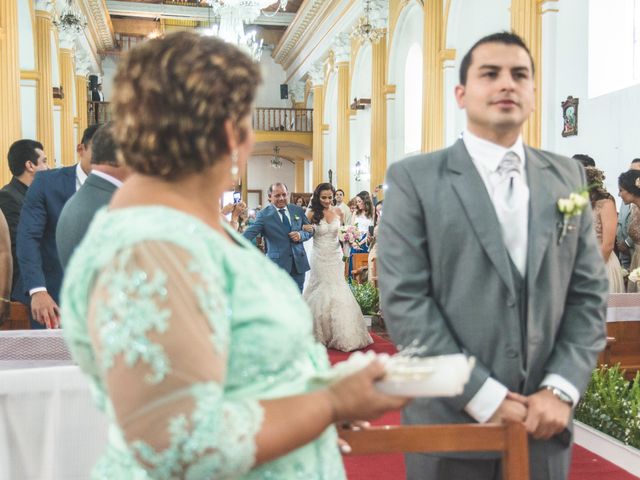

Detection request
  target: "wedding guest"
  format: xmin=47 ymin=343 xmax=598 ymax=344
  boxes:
xmin=618 ymin=170 xmax=640 ymax=292
xmin=586 ymin=167 xmax=624 ymax=292
xmin=335 ymin=189 xmax=352 ymax=225
xmin=617 ymin=158 xmax=640 ymax=268
xmin=0 ymin=210 xmax=11 ymax=323
xmin=295 ymin=196 xmax=305 ymax=207
xmin=368 ymin=201 xmax=383 ymax=287
xmin=61 ymin=32 xmax=407 ymax=479
xmin=572 ymin=154 xmax=595 ymax=168
xmin=348 ymin=191 xmax=374 ymax=279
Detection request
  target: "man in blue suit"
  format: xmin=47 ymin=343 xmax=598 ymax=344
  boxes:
xmin=15 ymin=124 xmax=99 ymax=328
xmin=243 ymin=183 xmax=313 ymax=292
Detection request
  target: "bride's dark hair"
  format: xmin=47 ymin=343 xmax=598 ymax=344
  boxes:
xmin=309 ymin=182 xmax=336 ymax=225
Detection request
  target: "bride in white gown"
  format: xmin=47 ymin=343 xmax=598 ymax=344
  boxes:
xmin=303 ymin=183 xmax=373 ymax=352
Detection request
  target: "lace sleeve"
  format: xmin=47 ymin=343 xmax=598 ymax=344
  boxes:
xmin=87 ymin=241 xmax=264 ymax=479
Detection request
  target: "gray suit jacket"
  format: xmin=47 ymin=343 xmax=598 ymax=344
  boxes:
xmin=378 ymin=140 xmax=607 ymax=431
xmin=56 ymin=173 xmax=118 ymax=269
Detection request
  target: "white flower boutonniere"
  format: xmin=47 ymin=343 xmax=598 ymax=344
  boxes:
xmin=294 ymin=214 xmax=300 ymax=221
xmin=557 ymin=189 xmax=589 ymax=244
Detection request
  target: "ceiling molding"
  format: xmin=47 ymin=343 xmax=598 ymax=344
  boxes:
xmin=106 ymin=1 xmax=295 ymax=27
xmin=80 ymin=0 xmax=115 ymax=50
xmin=273 ymin=0 xmax=362 ymax=84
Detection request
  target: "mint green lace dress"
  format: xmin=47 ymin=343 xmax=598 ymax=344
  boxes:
xmin=61 ymin=206 xmax=346 ymax=480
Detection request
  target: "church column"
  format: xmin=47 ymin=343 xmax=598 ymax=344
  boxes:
xmin=59 ymin=31 xmax=75 ymax=166
xmin=310 ymin=64 xmax=324 ymax=188
xmin=75 ymin=54 xmax=90 ymax=135
xmin=0 ymin=0 xmax=22 ymax=185
xmin=511 ymin=0 xmax=544 ymax=147
xmin=422 ymin=0 xmax=444 ymax=153
xmin=35 ymin=1 xmax=54 ymax=157
xmin=335 ymin=33 xmax=351 ymax=198
xmin=294 ymin=159 xmax=305 ymax=192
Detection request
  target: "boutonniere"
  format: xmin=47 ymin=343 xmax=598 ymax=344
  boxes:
xmin=557 ymin=188 xmax=589 ymax=244
xmin=294 ymin=214 xmax=300 ymax=221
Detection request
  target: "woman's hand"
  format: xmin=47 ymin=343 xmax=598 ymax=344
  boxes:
xmin=302 ymin=224 xmax=314 ymax=233
xmin=326 ymin=361 xmax=410 ymax=422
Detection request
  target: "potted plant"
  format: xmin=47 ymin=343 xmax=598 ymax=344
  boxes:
xmin=573 ymin=365 xmax=640 ymax=476
xmin=350 ymin=281 xmax=379 ymax=327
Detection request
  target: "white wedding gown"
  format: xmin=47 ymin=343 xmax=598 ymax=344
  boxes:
xmin=303 ymin=217 xmax=373 ymax=352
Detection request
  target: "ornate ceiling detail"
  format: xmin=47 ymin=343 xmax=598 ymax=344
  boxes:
xmin=272 ymin=0 xmax=331 ymax=69
xmin=80 ymin=0 xmax=115 ymax=50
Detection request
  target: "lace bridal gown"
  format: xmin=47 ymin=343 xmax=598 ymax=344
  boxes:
xmin=303 ymin=217 xmax=373 ymax=352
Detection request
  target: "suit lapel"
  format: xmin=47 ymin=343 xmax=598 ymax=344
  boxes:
xmin=448 ymin=140 xmax=515 ymax=296
xmin=63 ymin=166 xmax=77 ymax=199
xmin=525 ymin=147 xmax=555 ymax=286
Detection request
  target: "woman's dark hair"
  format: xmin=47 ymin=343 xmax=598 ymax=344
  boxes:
xmin=309 ymin=183 xmax=335 ymax=225
xmin=618 ymin=170 xmax=640 ymax=197
xmin=585 ymin=167 xmax=612 ymax=204
xmin=356 ymin=191 xmax=374 ymax=219
xmin=374 ymin=200 xmax=383 ymax=226
xmin=112 ymin=31 xmax=261 ymax=179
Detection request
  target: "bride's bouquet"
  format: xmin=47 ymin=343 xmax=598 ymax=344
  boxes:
xmin=339 ymin=225 xmax=363 ymax=249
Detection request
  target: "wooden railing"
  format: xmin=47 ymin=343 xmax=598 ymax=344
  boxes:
xmin=88 ymin=104 xmax=314 ymax=132
xmin=253 ymin=108 xmax=313 ymax=132
xmin=88 ymin=101 xmax=111 ymax=125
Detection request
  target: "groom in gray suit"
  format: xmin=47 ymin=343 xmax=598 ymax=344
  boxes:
xmin=243 ymin=183 xmax=313 ymax=291
xmin=378 ymin=32 xmax=607 ymax=480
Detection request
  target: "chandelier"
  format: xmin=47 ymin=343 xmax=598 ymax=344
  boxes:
xmin=271 ymin=146 xmax=283 ymax=169
xmin=54 ymin=0 xmax=87 ymax=37
xmin=204 ymin=0 xmax=288 ymax=61
xmin=351 ymin=0 xmax=384 ymax=44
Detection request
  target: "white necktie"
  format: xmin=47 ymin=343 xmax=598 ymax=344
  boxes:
xmin=494 ymin=151 xmax=529 ymax=276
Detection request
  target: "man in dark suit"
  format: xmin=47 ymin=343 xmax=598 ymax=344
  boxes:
xmin=379 ymin=33 xmax=607 ymax=480
xmin=15 ymin=124 xmax=99 ymax=328
xmin=243 ymin=183 xmax=313 ymax=291
xmin=57 ymin=123 xmax=128 ymax=269
xmin=91 ymin=84 xmax=105 ymax=123
xmin=0 ymin=139 xmax=49 ymax=297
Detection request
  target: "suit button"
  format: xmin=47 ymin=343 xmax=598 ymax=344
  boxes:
xmin=506 ymin=348 xmax=519 ymax=358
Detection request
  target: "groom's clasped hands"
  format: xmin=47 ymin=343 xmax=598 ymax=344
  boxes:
xmin=489 ymin=390 xmax=571 ymax=441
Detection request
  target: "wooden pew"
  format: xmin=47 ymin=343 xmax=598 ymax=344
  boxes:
xmin=340 ymin=422 xmax=529 ymax=480
xmin=603 ymin=323 xmax=640 ymax=380
xmin=0 ymin=302 xmax=30 ymax=331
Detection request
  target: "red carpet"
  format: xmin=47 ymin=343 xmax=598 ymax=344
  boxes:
xmin=327 ymin=334 xmax=639 ymax=480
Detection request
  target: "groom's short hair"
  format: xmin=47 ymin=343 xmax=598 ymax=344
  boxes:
xmin=459 ymin=31 xmax=534 ymax=85
xmin=268 ymin=183 xmax=289 ymax=194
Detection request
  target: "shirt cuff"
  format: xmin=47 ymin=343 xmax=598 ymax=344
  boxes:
xmin=464 ymin=377 xmax=508 ymax=423
xmin=539 ymin=374 xmax=580 ymax=407
xmin=29 ymin=287 xmax=47 ymax=296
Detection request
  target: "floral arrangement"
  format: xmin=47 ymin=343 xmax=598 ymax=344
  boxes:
xmin=339 ymin=225 xmax=363 ymax=249
xmin=557 ymin=188 xmax=589 ymax=244
xmin=349 ymin=281 xmax=379 ymax=315
xmin=629 ymin=268 xmax=640 ymax=283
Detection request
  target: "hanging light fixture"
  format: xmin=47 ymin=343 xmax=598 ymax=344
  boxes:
xmin=203 ymin=0 xmax=288 ymax=61
xmin=351 ymin=0 xmax=384 ymax=44
xmin=54 ymin=0 xmax=87 ymax=37
xmin=271 ymin=146 xmax=283 ymax=169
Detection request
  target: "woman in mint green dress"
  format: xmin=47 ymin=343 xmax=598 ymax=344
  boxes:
xmin=61 ymin=32 xmax=406 ymax=479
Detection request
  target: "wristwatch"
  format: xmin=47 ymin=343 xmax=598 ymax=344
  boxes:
xmin=543 ymin=386 xmax=573 ymax=406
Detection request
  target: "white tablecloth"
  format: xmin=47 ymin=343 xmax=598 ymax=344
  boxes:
xmin=0 ymin=365 xmax=108 ymax=479
xmin=607 ymin=293 xmax=640 ymax=322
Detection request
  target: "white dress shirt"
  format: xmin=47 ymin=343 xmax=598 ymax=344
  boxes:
xmin=461 ymin=129 xmax=579 ymax=422
xmin=91 ymin=170 xmax=124 ymax=188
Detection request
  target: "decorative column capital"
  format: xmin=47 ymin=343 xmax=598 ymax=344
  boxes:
xmin=369 ymin=0 xmax=389 ymax=29
xmin=35 ymin=0 xmax=55 ymax=14
xmin=74 ymin=51 xmax=91 ymax=75
xmin=289 ymin=81 xmax=306 ymax=103
xmin=308 ymin=62 xmax=324 ymax=87
xmin=58 ymin=29 xmax=76 ymax=50
xmin=333 ymin=32 xmax=351 ymax=64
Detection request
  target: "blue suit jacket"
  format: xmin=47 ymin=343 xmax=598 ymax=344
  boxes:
xmin=14 ymin=166 xmax=76 ymax=304
xmin=243 ymin=203 xmax=313 ymax=274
